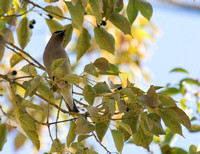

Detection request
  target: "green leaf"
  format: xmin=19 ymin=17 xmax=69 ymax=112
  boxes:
xmin=109 ymin=12 xmax=132 ymax=35
xmin=117 ymin=122 xmax=132 ymax=135
xmin=51 ymin=58 xmax=66 ymax=74
xmin=10 ymin=53 xmax=23 ymax=67
xmin=93 ymin=57 xmax=111 ymax=71
xmin=94 ymin=27 xmax=115 ymax=54
xmin=14 ymin=133 xmax=26 ymax=150
xmin=170 ymin=106 xmax=192 ymax=130
xmin=147 ymin=113 xmax=165 ymax=135
xmin=45 ymin=5 xmax=64 ymax=20
xmin=65 ymin=0 xmax=84 ymax=29
xmin=122 ymin=111 xmax=138 ymax=134
xmin=127 ymin=0 xmax=138 ymax=25
xmin=84 ymin=63 xmax=98 ymax=77
xmin=189 ymin=124 xmax=200 ymax=132
xmin=61 ymin=74 xmax=82 ymax=84
xmin=0 ymin=37 xmax=5 ymax=62
xmin=16 ymin=17 xmax=32 ymax=49
xmin=0 ymin=28 xmax=14 ymax=43
xmin=14 ymin=96 xmax=40 ymax=149
xmin=161 ymin=128 xmax=175 ymax=146
xmin=189 ymin=145 xmax=198 ymax=154
xmin=162 ymin=87 xmax=180 ymax=95
xmin=83 ymin=84 xmax=96 ymax=105
xmin=24 ymin=75 xmax=41 ymax=98
xmin=132 ymin=126 xmax=153 ymax=150
xmin=45 ymin=18 xmax=63 ymax=34
xmin=63 ymin=24 xmax=73 ymax=48
xmin=78 ymin=134 xmax=92 ymax=142
xmin=158 ymin=93 xmax=177 ymax=107
xmin=21 ymin=100 xmax=43 ymax=111
xmin=0 ymin=124 xmax=8 ymax=151
xmin=170 ymin=67 xmax=189 ymax=74
xmin=0 ymin=0 xmax=13 ymax=15
xmin=120 ymin=87 xmax=136 ymax=101
xmin=45 ymin=0 xmax=59 ymax=3
xmin=171 ymin=147 xmax=187 ymax=154
xmin=180 ymin=78 xmax=200 ymax=86
xmin=158 ymin=109 xmax=183 ymax=136
xmin=95 ymin=122 xmax=109 ymax=142
xmin=135 ymin=0 xmax=153 ymax=21
xmin=106 ymin=99 xmax=115 ymax=116
xmin=49 ymin=138 xmax=65 ymax=153
xmin=67 ymin=121 xmax=76 ymax=147
xmin=89 ymin=0 xmax=102 ymax=25
xmin=102 ymin=0 xmax=114 ymax=19
xmin=76 ymin=28 xmax=91 ymax=61
xmin=76 ymin=116 xmax=95 ymax=134
xmin=93 ymin=82 xmax=111 ymax=94
xmin=111 ymin=129 xmax=123 ymax=153
xmin=21 ymin=64 xmax=37 ymax=76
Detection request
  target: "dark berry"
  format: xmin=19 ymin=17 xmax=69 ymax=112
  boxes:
xmin=97 ymin=24 xmax=100 ymax=27
xmin=117 ymin=86 xmax=122 ymax=90
xmin=126 ymin=107 xmax=129 ymax=112
xmin=101 ymin=20 xmax=107 ymax=26
xmin=29 ymin=24 xmax=34 ymax=29
xmin=12 ymin=70 xmax=17 ymax=76
xmin=32 ymin=19 xmax=36 ymax=24
xmin=47 ymin=14 xmax=53 ymax=19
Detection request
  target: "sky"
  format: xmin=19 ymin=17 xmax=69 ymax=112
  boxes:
xmin=2 ymin=1 xmax=200 ymax=154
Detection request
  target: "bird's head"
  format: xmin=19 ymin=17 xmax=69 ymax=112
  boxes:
xmin=50 ymin=30 xmax=66 ymax=43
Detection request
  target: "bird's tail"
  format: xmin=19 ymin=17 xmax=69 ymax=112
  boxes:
xmin=60 ymin=85 xmax=79 ymax=113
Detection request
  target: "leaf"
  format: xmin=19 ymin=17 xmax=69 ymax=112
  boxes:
xmin=0 ymin=28 xmax=14 ymax=43
xmin=147 ymin=113 xmax=165 ymax=135
xmin=24 ymin=75 xmax=41 ymax=98
xmin=0 ymin=0 xmax=13 ymax=15
xmin=14 ymin=133 xmax=26 ymax=150
xmin=63 ymin=24 xmax=73 ymax=48
xmin=170 ymin=106 xmax=192 ymax=130
xmin=171 ymin=147 xmax=187 ymax=154
xmin=14 ymin=96 xmax=40 ymax=149
xmin=76 ymin=28 xmax=91 ymax=61
xmin=10 ymin=53 xmax=23 ymax=67
xmin=21 ymin=64 xmax=37 ymax=76
xmin=78 ymin=134 xmax=92 ymax=142
xmin=102 ymin=0 xmax=114 ymax=19
xmin=127 ymin=0 xmax=138 ymax=25
xmin=65 ymin=0 xmax=84 ymax=29
xmin=67 ymin=121 xmax=76 ymax=147
xmin=158 ymin=109 xmax=183 ymax=136
xmin=122 ymin=111 xmax=138 ymax=134
xmin=162 ymin=128 xmax=175 ymax=146
xmin=44 ymin=0 xmax=59 ymax=3
xmin=21 ymin=100 xmax=44 ymax=111
xmin=84 ymin=63 xmax=98 ymax=77
xmin=93 ymin=82 xmax=111 ymax=94
xmin=45 ymin=18 xmax=63 ymax=34
xmin=94 ymin=27 xmax=115 ymax=54
xmin=0 ymin=37 xmax=5 ymax=62
xmin=44 ymin=5 xmax=64 ymax=20
xmin=180 ymin=78 xmax=200 ymax=86
xmin=93 ymin=57 xmax=110 ymax=71
xmin=158 ymin=94 xmax=177 ymax=107
xmin=132 ymin=126 xmax=153 ymax=150
xmin=89 ymin=0 xmax=102 ymax=25
xmin=16 ymin=17 xmax=32 ymax=49
xmin=120 ymin=87 xmax=136 ymax=101
xmin=111 ymin=129 xmax=123 ymax=153
xmin=87 ymin=106 xmax=100 ymax=118
xmin=106 ymin=99 xmax=115 ymax=116
xmin=189 ymin=145 xmax=198 ymax=154
xmin=189 ymin=124 xmax=200 ymax=132
xmin=61 ymin=74 xmax=82 ymax=84
xmin=95 ymin=122 xmax=109 ymax=142
xmin=109 ymin=12 xmax=132 ymax=35
xmin=76 ymin=116 xmax=95 ymax=134
xmin=51 ymin=58 xmax=66 ymax=74
xmin=170 ymin=67 xmax=189 ymax=74
xmin=117 ymin=122 xmax=132 ymax=135
xmin=135 ymin=0 xmax=153 ymax=21
xmin=0 ymin=124 xmax=8 ymax=151
xmin=83 ymin=84 xmax=96 ymax=105
xmin=49 ymin=138 xmax=65 ymax=153
xmin=162 ymin=87 xmax=180 ymax=95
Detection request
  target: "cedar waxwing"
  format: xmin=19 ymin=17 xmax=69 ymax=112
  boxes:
xmin=43 ymin=30 xmax=79 ymax=112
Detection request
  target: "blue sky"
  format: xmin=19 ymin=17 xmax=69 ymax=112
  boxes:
xmin=2 ymin=2 xmax=200 ymax=154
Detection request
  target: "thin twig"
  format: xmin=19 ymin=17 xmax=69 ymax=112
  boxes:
xmin=92 ymin=132 xmax=111 ymax=154
xmin=25 ymin=0 xmax=71 ymax=20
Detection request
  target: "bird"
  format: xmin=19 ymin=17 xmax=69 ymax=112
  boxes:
xmin=43 ymin=30 xmax=79 ymax=112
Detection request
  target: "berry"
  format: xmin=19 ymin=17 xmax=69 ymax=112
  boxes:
xmin=32 ymin=19 xmax=36 ymax=24
xmin=29 ymin=24 xmax=34 ymax=29
xmin=101 ymin=20 xmax=107 ymax=26
xmin=47 ymin=14 xmax=53 ymax=19
xmin=12 ymin=70 xmax=17 ymax=76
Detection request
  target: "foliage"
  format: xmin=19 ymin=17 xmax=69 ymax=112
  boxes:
xmin=0 ymin=0 xmax=197 ymax=153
